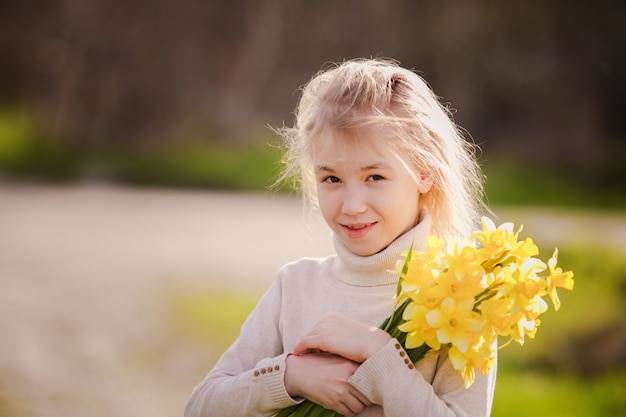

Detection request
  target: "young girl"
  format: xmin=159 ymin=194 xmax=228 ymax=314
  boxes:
xmin=185 ymin=58 xmax=496 ymax=417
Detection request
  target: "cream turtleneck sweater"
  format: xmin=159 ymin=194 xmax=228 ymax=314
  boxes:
xmin=184 ymin=211 xmax=496 ymax=417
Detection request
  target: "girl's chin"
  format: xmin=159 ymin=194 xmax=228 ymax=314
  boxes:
xmin=344 ymin=240 xmax=388 ymax=257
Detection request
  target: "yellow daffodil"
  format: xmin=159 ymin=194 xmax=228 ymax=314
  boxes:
xmin=405 ymin=281 xmax=443 ymax=310
xmin=425 ymin=297 xmax=484 ymax=353
xmin=478 ymin=296 xmax=514 ymax=336
xmin=474 ymin=217 xmax=515 ymax=254
xmin=444 ymin=240 xmax=483 ymax=278
xmin=399 ymin=302 xmax=440 ymax=350
xmin=510 ymin=236 xmax=539 ymax=260
xmin=545 ymin=249 xmax=575 ymax=310
xmin=509 ymin=315 xmax=540 ymax=345
xmin=449 ymin=339 xmax=496 ymax=387
xmin=397 ymin=237 xmax=443 ymax=293
xmin=433 ymin=269 xmax=485 ymax=304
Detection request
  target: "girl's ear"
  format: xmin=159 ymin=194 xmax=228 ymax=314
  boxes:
xmin=417 ymin=173 xmax=433 ymax=194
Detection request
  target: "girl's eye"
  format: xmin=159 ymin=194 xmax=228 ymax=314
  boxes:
xmin=323 ymin=176 xmax=341 ymax=183
xmin=367 ymin=174 xmax=385 ymax=181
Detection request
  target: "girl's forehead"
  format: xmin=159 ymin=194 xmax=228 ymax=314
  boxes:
xmin=311 ymin=130 xmax=419 ymax=179
xmin=312 ymin=128 xmax=394 ymax=160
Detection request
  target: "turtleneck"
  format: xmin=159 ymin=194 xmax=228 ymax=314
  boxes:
xmin=332 ymin=210 xmax=433 ymax=287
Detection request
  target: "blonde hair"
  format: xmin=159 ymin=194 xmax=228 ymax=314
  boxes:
xmin=276 ymin=58 xmax=486 ymax=241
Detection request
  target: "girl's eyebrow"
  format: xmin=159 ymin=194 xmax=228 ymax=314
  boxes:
xmin=316 ymin=163 xmax=390 ymax=172
xmin=362 ymin=163 xmax=388 ymax=171
xmin=316 ymin=165 xmax=335 ymax=173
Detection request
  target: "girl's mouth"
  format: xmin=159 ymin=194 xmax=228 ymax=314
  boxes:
xmin=341 ymin=222 xmax=376 ymax=239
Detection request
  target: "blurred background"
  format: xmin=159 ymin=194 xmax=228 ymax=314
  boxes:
xmin=0 ymin=1 xmax=625 ymax=416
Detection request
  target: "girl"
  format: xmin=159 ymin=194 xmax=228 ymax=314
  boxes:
xmin=185 ymin=58 xmax=495 ymax=417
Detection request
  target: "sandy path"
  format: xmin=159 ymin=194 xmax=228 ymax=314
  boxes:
xmin=0 ymin=183 xmax=333 ymax=417
xmin=0 ymin=183 xmax=624 ymax=417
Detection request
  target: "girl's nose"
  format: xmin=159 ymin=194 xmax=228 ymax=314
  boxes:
xmin=342 ymin=187 xmax=367 ymax=215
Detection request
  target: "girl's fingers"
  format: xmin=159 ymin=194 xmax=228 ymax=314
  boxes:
xmin=293 ymin=334 xmax=325 ymax=356
xmin=341 ymin=390 xmax=370 ymax=416
xmin=294 ymin=313 xmax=391 ymax=361
xmin=349 ymin=385 xmax=372 ymax=407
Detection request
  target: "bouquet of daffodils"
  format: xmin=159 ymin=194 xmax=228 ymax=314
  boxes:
xmin=275 ymin=217 xmax=574 ymax=417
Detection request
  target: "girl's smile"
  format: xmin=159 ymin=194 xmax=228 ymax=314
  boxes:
xmin=341 ymin=222 xmax=377 ymax=239
xmin=313 ymin=129 xmax=432 ymax=256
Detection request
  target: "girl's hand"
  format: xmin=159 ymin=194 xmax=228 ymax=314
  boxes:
xmin=285 ymin=353 xmax=371 ymax=417
xmin=293 ymin=312 xmax=392 ymax=363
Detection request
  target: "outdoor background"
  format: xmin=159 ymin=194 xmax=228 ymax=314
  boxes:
xmin=0 ymin=1 xmax=625 ymax=416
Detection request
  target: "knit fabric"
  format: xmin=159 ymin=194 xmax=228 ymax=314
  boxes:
xmin=184 ymin=211 xmax=496 ymax=417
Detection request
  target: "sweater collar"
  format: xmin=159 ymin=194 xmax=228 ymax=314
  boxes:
xmin=333 ymin=210 xmax=433 ymax=287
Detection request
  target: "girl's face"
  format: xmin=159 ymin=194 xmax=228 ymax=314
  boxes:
xmin=313 ymin=130 xmax=432 ymax=256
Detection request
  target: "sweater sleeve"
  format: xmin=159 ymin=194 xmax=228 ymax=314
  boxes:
xmin=348 ymin=339 xmax=497 ymax=417
xmin=184 ymin=279 xmax=301 ymax=417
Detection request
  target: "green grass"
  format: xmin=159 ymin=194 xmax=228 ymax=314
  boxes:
xmin=2 ymin=109 xmax=626 ymax=209
xmin=492 ymin=368 xmax=626 ymax=417
xmin=0 ymin=109 xmax=284 ymax=190
xmin=106 ymin=141 xmax=284 ymax=190
xmin=0 ymin=110 xmax=81 ymax=179
xmin=482 ymin=158 xmax=626 ymax=209
xmin=170 ymin=245 xmax=626 ymax=416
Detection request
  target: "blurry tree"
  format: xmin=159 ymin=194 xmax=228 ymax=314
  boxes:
xmin=0 ymin=0 xmax=624 ymax=183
